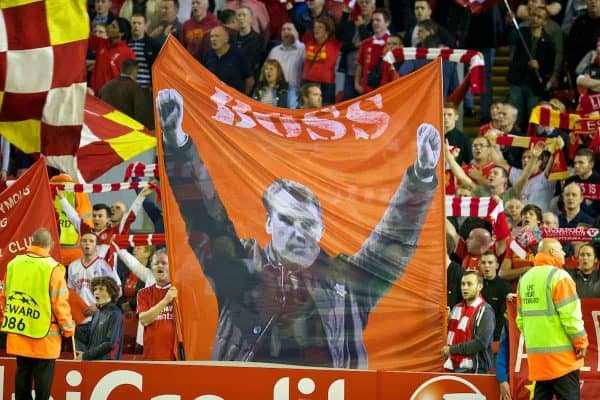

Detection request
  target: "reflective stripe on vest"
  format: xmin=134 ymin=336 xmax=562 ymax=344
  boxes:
xmin=518 ymin=266 xmax=578 ymax=353
xmin=54 ymin=191 xmax=79 ymax=246
xmin=2 ymin=255 xmax=56 ymax=338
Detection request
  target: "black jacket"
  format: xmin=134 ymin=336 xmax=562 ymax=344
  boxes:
xmin=252 ymin=82 xmax=293 ymax=108
xmin=568 ymin=269 xmax=600 ymax=298
xmin=447 ymin=261 xmax=464 ymax=309
xmin=482 ymin=276 xmax=512 ymax=340
xmin=78 ymin=303 xmax=123 ymax=360
xmin=507 ymin=27 xmax=555 ymax=95
xmin=336 ymin=11 xmax=373 ymax=74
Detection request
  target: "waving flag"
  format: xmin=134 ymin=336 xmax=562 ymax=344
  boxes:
xmin=74 ymin=95 xmax=156 ymax=182
xmin=0 ymin=0 xmax=89 ymax=163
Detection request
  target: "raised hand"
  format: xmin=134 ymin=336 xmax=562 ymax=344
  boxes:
xmin=416 ymin=123 xmax=441 ymax=175
xmin=156 ymin=89 xmax=185 ymax=147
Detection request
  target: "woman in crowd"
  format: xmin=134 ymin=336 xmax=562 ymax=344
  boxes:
xmin=252 ymin=59 xmax=297 ymax=109
xmin=302 ymin=16 xmax=341 ymax=106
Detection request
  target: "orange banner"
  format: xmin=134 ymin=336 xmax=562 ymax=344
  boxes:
xmin=153 ymin=38 xmax=446 ymax=370
xmin=0 ymin=158 xmax=61 ymax=277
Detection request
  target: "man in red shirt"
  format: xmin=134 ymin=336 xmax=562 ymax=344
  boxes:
xmin=89 ymin=17 xmax=136 ymax=94
xmin=180 ymin=0 xmax=219 ymax=57
xmin=354 ymin=8 xmax=391 ymax=94
xmin=137 ymin=249 xmax=178 ymax=360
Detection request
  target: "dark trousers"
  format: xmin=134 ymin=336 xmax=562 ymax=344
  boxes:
xmin=15 ymin=356 xmax=56 ymax=400
xmin=533 ymin=369 xmax=580 ymax=400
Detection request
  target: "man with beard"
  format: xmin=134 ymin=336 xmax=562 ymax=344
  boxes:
xmin=442 ymin=271 xmax=495 ymax=373
xmin=156 ymin=88 xmax=441 ymax=368
xmin=267 ymin=22 xmax=305 ymax=90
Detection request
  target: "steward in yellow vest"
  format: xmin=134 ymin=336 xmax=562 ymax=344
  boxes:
xmin=516 ymin=238 xmax=588 ymax=399
xmin=1 ymin=228 xmax=75 ymax=400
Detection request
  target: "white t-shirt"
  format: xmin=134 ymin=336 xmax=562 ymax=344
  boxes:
xmin=67 ymin=256 xmax=122 ymax=316
xmin=509 ymin=168 xmax=555 ymax=211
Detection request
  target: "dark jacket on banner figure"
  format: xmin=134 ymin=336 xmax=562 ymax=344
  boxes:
xmin=156 ymin=88 xmax=441 ymax=369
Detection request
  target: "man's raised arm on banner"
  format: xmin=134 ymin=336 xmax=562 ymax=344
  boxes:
xmin=157 ymin=88 xmax=243 ymax=263
xmin=346 ymin=123 xmax=440 ymax=312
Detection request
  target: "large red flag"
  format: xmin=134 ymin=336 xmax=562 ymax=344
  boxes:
xmin=0 ymin=158 xmax=61 ymax=277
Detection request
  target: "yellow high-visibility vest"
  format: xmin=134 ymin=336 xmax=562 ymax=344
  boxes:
xmin=2 ymin=255 xmax=57 ymax=338
xmin=54 ymin=192 xmax=79 ymax=246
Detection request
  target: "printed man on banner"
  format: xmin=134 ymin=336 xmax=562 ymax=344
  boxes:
xmin=157 ymin=88 xmax=441 ymax=368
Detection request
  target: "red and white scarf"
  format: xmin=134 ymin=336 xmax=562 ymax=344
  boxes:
xmin=445 ymin=295 xmax=486 ymax=371
xmin=383 ymin=47 xmax=485 ymax=95
xmin=445 ymin=195 xmax=511 ymax=240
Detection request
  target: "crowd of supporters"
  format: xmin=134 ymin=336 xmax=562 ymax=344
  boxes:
xmin=0 ymin=0 xmax=599 ymax=374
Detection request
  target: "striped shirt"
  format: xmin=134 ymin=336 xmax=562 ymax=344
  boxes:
xmin=128 ymin=39 xmax=152 ymax=88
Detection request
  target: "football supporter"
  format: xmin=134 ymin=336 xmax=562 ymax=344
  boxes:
xmin=137 ymin=249 xmax=178 ymax=360
xmin=75 ymin=276 xmax=124 ymax=360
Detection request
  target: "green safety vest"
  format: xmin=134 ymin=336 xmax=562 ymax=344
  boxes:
xmin=54 ymin=191 xmax=79 ymax=246
xmin=517 ymin=266 xmax=584 ymax=354
xmin=2 ymin=255 xmax=56 ymax=338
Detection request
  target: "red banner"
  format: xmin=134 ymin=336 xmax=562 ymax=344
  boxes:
xmin=539 ymin=227 xmax=600 ymax=242
xmin=507 ymin=299 xmax=600 ymax=400
xmin=0 ymin=158 xmax=60 ymax=276
xmin=0 ymin=358 xmax=500 ymax=399
xmin=153 ymin=38 xmax=446 ymax=369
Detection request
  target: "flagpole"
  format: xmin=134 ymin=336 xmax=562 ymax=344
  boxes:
xmin=502 ymin=0 xmax=543 ymax=85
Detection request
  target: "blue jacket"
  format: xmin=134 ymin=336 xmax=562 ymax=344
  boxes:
xmin=496 ymin=324 xmax=509 ymax=383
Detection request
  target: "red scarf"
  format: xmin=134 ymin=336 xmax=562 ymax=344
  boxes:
xmin=445 ymin=295 xmax=486 ymax=371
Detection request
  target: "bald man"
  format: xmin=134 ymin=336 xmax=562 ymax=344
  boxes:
xmin=559 ymin=182 xmax=594 ymax=228
xmin=202 ymin=26 xmax=254 ymax=94
xmin=516 ymin=238 xmax=588 ymax=400
xmin=3 ymin=228 xmax=74 ymax=400
xmin=459 ymin=228 xmax=494 ymax=272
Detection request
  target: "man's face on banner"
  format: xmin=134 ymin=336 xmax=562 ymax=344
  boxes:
xmin=266 ymin=189 xmax=324 ymax=269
